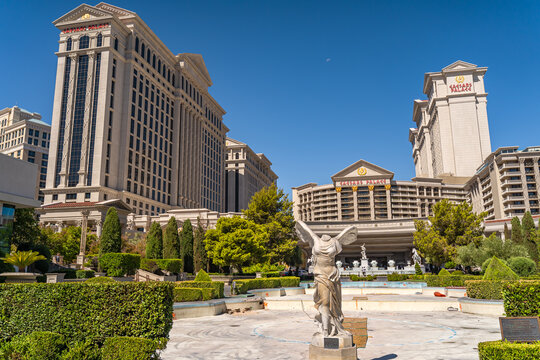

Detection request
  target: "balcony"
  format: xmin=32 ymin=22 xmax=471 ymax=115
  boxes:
xmin=502 ymin=187 xmax=523 ymax=196
xmin=502 ymin=196 xmax=524 ymax=203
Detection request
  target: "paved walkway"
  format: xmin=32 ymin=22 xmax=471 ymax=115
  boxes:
xmin=161 ymin=310 xmax=501 ymax=360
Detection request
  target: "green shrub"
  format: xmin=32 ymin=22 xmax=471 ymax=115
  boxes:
xmin=242 ymin=263 xmax=285 ymax=273
xmin=261 ymin=271 xmax=280 ymax=278
xmin=465 ymin=280 xmax=516 ymax=300
xmin=0 ymin=282 xmax=173 ymax=344
xmin=99 ymin=253 xmax=141 ymax=277
xmin=387 ymin=273 xmax=409 ymax=281
xmin=407 ymin=274 xmax=425 ymax=281
xmin=85 ymin=276 xmax=115 ymax=283
xmin=279 ymin=276 xmax=301 ymax=287
xmin=102 ymin=336 xmax=164 ymax=360
xmin=482 ymin=257 xmax=508 ymax=272
xmin=201 ymin=288 xmax=217 ymax=301
xmin=478 ymin=340 xmax=540 ymax=359
xmin=483 ymin=256 xmax=519 ymax=280
xmin=350 ymin=275 xmax=375 ymax=281
xmin=452 ymin=270 xmax=463 ymax=276
xmin=174 ymin=281 xmax=224 ymax=298
xmin=233 ymin=278 xmax=282 ymax=294
xmin=75 ymin=270 xmax=95 ymax=279
xmin=0 ymin=331 xmax=66 ymax=360
xmin=173 ymin=287 xmax=202 ymax=302
xmin=438 ymin=268 xmax=451 ymax=276
xmin=507 ymin=257 xmax=537 ymax=277
xmin=60 ymin=340 xmax=101 ymax=360
xmin=425 ymin=275 xmax=481 ymax=287
xmin=415 ymin=263 xmax=422 ymax=275
xmin=503 ymin=281 xmax=540 ymax=317
xmin=194 ymin=269 xmax=211 ymax=282
xmin=445 ymin=261 xmax=456 ymax=269
xmin=55 ymin=268 xmax=77 ymax=279
xmin=141 ymin=259 xmax=182 ymax=274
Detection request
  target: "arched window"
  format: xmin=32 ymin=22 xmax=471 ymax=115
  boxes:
xmin=172 ymin=74 xmax=175 ymax=87
xmin=135 ymin=37 xmax=139 ymax=52
xmin=167 ymin=69 xmax=170 ymax=82
xmin=141 ymin=43 xmax=145 ymax=57
xmin=114 ymin=37 xmax=118 ymax=51
xmin=158 ymin=59 xmax=161 ymax=73
xmin=96 ymin=33 xmax=103 ymax=47
xmin=152 ymin=54 xmax=156 ymax=68
xmin=146 ymin=49 xmax=150 ymax=62
xmin=79 ymin=35 xmax=89 ymax=49
xmin=66 ymin=38 xmax=72 ymax=51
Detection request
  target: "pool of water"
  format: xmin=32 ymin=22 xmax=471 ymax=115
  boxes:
xmin=300 ymin=281 xmax=427 ymax=289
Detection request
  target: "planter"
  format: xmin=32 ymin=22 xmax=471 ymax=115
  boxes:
xmin=46 ymin=272 xmax=66 ymax=283
xmin=0 ymin=272 xmax=40 ymax=283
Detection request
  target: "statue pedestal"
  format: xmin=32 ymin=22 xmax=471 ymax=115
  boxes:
xmin=309 ymin=333 xmax=357 ymax=360
xmin=360 ymin=259 xmax=369 ymax=273
xmin=387 ymin=266 xmax=396 ymax=272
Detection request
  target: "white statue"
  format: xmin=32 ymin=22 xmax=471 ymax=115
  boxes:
xmin=352 ymin=260 xmax=360 ymax=268
xmin=370 ymin=260 xmax=378 ymax=268
xmin=388 ymin=259 xmax=395 ymax=268
xmin=360 ymin=243 xmax=367 ymax=260
xmin=412 ymin=248 xmax=422 ymax=265
xmin=336 ymin=260 xmax=343 ymax=269
xmin=295 ymin=221 xmax=357 ymax=338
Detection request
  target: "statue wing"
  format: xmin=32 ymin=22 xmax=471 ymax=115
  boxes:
xmin=335 ymin=226 xmax=357 ymax=245
xmin=295 ymin=221 xmax=318 ymax=248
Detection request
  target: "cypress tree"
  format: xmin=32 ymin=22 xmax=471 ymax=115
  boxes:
xmin=99 ymin=207 xmax=122 ymax=254
xmin=163 ymin=217 xmax=180 ymax=259
xmin=180 ymin=219 xmax=194 ymax=273
xmin=511 ymin=217 xmax=523 ymax=244
xmin=521 ymin=211 xmax=538 ymax=262
xmin=193 ymin=217 xmax=207 ymax=273
xmin=503 ymin=223 xmax=511 ymax=241
xmin=146 ymin=222 xmax=163 ymax=259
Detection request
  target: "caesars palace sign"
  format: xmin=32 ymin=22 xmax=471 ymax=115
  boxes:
xmin=336 ymin=168 xmax=391 ymax=187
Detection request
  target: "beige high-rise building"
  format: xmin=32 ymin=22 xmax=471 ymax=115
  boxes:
xmin=467 ymin=146 xmax=540 ymax=220
xmin=0 ymin=106 xmax=51 ymax=203
xmin=41 ymin=2 xmax=228 ymax=229
xmin=409 ymin=61 xmax=491 ymax=180
xmin=225 ymin=138 xmax=278 ymax=212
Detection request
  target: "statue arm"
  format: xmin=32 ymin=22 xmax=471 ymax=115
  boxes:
xmin=295 ymin=221 xmax=317 ymax=248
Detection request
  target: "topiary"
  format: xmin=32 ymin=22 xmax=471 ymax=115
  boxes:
xmin=452 ymin=270 xmax=464 ymax=276
xmin=483 ymin=256 xmax=519 ymax=280
xmin=438 ymin=268 xmax=451 ymax=276
xmin=100 ymin=208 xmax=122 ymax=255
xmin=415 ymin=263 xmax=422 ymax=275
xmin=194 ymin=269 xmax=211 ymax=282
xmin=507 ymin=256 xmax=537 ymax=277
xmin=482 ymin=257 xmax=508 ymax=273
xmin=60 ymin=340 xmax=101 ymax=360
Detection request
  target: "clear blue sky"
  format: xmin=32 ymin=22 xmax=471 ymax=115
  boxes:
xmin=1 ymin=0 xmax=539 ymax=196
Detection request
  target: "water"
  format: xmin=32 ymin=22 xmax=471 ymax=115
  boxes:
xmin=300 ymin=281 xmax=427 ymax=289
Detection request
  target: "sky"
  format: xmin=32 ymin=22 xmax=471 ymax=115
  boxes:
xmin=1 ymin=0 xmax=539 ymax=197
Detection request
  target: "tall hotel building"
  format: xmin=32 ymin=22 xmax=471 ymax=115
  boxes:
xmin=41 ymin=2 xmax=227 ymax=225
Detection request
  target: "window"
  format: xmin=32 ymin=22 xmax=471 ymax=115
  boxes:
xmin=135 ymin=37 xmax=139 ymax=52
xmin=97 ymin=33 xmax=103 ymax=47
xmin=85 ymin=192 xmax=91 ymax=199
xmin=66 ymin=38 xmax=72 ymax=51
xmin=79 ymin=35 xmax=89 ymax=49
xmin=114 ymin=37 xmax=118 ymax=51
xmin=66 ymin=193 xmax=77 ymax=200
xmin=52 ymin=194 xmax=58 ymax=201
xmin=29 ymin=129 xmax=34 ymax=136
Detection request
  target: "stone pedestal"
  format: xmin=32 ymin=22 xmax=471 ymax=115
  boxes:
xmin=0 ymin=272 xmax=40 ymax=283
xmin=309 ymin=333 xmax=357 ymax=360
xmin=360 ymin=259 xmax=369 ymax=273
xmin=387 ymin=266 xmax=396 ymax=272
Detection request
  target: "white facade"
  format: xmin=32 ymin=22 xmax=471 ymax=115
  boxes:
xmin=409 ymin=61 xmax=491 ymax=179
xmin=43 ymin=3 xmax=228 ymax=219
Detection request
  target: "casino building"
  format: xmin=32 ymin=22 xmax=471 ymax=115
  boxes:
xmin=40 ymin=3 xmax=228 ymax=230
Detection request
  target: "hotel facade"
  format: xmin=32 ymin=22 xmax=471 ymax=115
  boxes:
xmin=40 ymin=3 xmax=229 ymax=228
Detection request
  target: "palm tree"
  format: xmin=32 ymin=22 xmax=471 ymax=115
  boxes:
xmin=1 ymin=251 xmax=46 ymax=273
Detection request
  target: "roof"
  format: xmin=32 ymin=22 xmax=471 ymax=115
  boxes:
xmin=28 ymin=119 xmax=51 ymax=127
xmin=42 ymin=202 xmax=98 ymax=209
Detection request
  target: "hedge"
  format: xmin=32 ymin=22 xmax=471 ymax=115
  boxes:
xmin=407 ymin=275 xmax=425 ymax=281
xmin=261 ymin=271 xmax=280 ymax=278
xmin=102 ymin=336 xmax=165 ymax=360
xmin=85 ymin=276 xmax=115 ymax=283
xmin=0 ymin=282 xmax=173 ymax=344
xmin=503 ymin=281 xmax=540 ymax=317
xmin=478 ymin=340 xmax=540 ymax=359
xmin=173 ymin=287 xmax=202 ymax=302
xmin=279 ymin=276 xmax=301 ymax=287
xmin=175 ymin=281 xmax=224 ymax=298
xmin=55 ymin=268 xmax=77 ymax=279
xmin=194 ymin=269 xmax=212 ymax=281
xmin=61 ymin=340 xmax=101 ymax=359
xmin=465 ymin=280 xmax=516 ymax=300
xmin=140 ymin=258 xmax=182 ymax=274
xmin=425 ymin=275 xmax=481 ymax=287
xmin=350 ymin=275 xmax=375 ymax=281
xmin=484 ymin=257 xmax=519 ymax=280
xmin=387 ymin=273 xmax=409 ymax=281
xmin=232 ymin=277 xmax=300 ymax=294
xmin=76 ymin=270 xmax=95 ymax=279
xmin=0 ymin=331 xmax=66 ymax=360
xmin=99 ymin=253 xmax=141 ymax=277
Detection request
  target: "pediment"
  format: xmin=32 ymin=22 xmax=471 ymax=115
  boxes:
xmin=53 ymin=4 xmax=114 ymax=26
xmin=442 ymin=60 xmax=477 ymax=71
xmin=179 ymin=53 xmax=213 ymax=86
xmin=331 ymin=160 xmax=394 ymax=181
xmin=226 ymin=137 xmax=246 ymax=147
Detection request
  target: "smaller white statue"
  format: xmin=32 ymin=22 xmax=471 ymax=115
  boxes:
xmin=336 ymin=260 xmax=343 ymax=269
xmin=370 ymin=260 xmax=378 ymax=269
xmin=412 ymin=248 xmax=422 ymax=265
xmin=352 ymin=260 xmax=360 ymax=269
xmin=360 ymin=243 xmax=367 ymax=260
xmin=388 ymin=259 xmax=395 ymax=268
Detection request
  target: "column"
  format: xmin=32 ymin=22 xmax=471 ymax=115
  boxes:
xmin=385 ymin=184 xmax=392 ymax=219
xmin=368 ymin=185 xmax=375 ymax=220
xmin=336 ymin=187 xmax=342 ymax=221
xmin=96 ymin=219 xmax=103 ymax=237
xmin=79 ymin=210 xmax=89 ymax=256
xmin=519 ymin=159 xmax=530 ymax=211
xmin=58 ymin=54 xmax=78 ymax=187
xmin=534 ymin=157 xmax=540 ymax=210
xmin=352 ymin=186 xmax=358 ymax=221
xmin=78 ymin=52 xmax=96 ymax=186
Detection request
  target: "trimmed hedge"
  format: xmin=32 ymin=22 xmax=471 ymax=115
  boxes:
xmin=438 ymin=268 xmax=451 ymax=276
xmin=279 ymin=276 xmax=301 ymax=288
xmin=101 ymin=336 xmax=164 ymax=360
xmin=232 ymin=277 xmax=300 ymax=294
xmin=76 ymin=270 xmax=95 ymax=279
xmin=407 ymin=275 xmax=425 ymax=281
xmin=55 ymin=268 xmax=77 ymax=279
xmin=465 ymin=280 xmax=515 ymax=300
xmin=478 ymin=340 xmax=540 ymax=359
xmin=503 ymin=281 xmax=540 ymax=317
xmin=350 ymin=275 xmax=375 ymax=281
xmin=261 ymin=271 xmax=280 ymax=278
xmin=173 ymin=287 xmax=202 ymax=302
xmin=194 ymin=269 xmax=212 ymax=281
xmin=140 ymin=258 xmax=182 ymax=274
xmin=175 ymin=281 xmax=224 ymax=298
xmin=0 ymin=282 xmax=173 ymax=344
xmin=425 ymin=275 xmax=481 ymax=287
xmin=387 ymin=273 xmax=409 ymax=281
xmin=483 ymin=256 xmax=519 ymax=280
xmin=61 ymin=340 xmax=101 ymax=360
xmin=85 ymin=276 xmax=115 ymax=283
xmin=99 ymin=253 xmax=141 ymax=277
xmin=0 ymin=331 xmax=66 ymax=360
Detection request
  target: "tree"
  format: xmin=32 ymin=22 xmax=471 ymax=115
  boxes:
xmin=10 ymin=209 xmax=41 ymax=248
xmin=145 ymin=222 xmax=163 ymax=259
xmin=455 ymin=234 xmax=530 ymax=268
xmin=511 ymin=217 xmax=523 ymax=244
xmin=99 ymin=208 xmax=122 ymax=255
xmin=521 ymin=211 xmax=538 ymax=262
xmin=1 ymin=250 xmax=46 ymax=272
xmin=413 ymin=200 xmax=485 ymax=266
xmin=204 ymin=216 xmax=268 ymax=273
xmin=163 ymin=217 xmax=180 ymax=259
xmin=243 ymin=184 xmax=297 ymax=264
xmin=193 ymin=217 xmax=207 ymax=273
xmin=503 ymin=223 xmax=511 ymax=241
xmin=180 ymin=219 xmax=194 ymax=273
